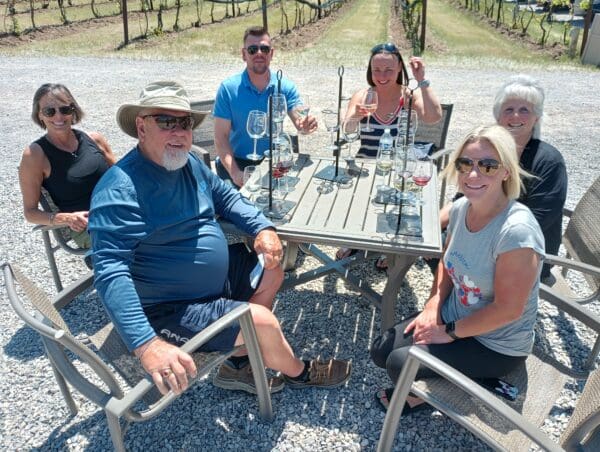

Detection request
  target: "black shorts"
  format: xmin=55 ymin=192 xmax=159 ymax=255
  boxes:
xmin=144 ymin=243 xmax=262 ymax=352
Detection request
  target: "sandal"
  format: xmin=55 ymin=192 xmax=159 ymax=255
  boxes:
xmin=335 ymin=247 xmax=358 ymax=261
xmin=374 ymin=387 xmax=429 ymax=415
xmin=374 ymin=255 xmax=388 ymax=272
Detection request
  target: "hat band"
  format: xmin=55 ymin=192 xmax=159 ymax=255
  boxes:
xmin=139 ymin=95 xmax=191 ymax=111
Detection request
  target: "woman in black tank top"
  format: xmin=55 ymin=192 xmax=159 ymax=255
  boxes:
xmin=18 ymin=83 xmax=116 ymax=248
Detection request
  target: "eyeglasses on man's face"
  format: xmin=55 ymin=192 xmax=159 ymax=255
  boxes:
xmin=142 ymin=114 xmax=194 ymax=131
xmin=455 ymin=157 xmax=503 ymax=176
xmin=41 ymin=105 xmax=75 ymax=117
xmin=245 ymin=45 xmax=271 ymax=55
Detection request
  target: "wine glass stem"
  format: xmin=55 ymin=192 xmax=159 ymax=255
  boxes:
xmin=367 ymin=114 xmax=371 ymax=130
xmin=253 ymin=138 xmax=258 ymax=157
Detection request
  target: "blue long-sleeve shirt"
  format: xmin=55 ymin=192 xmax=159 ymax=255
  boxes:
xmin=89 ymin=147 xmax=273 ymax=351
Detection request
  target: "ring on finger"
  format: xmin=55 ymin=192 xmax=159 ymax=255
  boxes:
xmin=161 ymin=368 xmax=173 ymax=378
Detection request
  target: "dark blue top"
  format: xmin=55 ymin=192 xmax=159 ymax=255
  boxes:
xmin=89 ymin=148 xmax=273 ymax=350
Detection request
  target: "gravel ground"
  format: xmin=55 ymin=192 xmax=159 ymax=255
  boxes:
xmin=0 ymin=55 xmax=599 ymax=451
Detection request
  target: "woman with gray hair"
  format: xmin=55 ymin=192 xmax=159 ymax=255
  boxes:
xmin=493 ymin=74 xmax=567 ymax=279
xmin=370 ymin=124 xmax=545 ymax=414
xmin=19 ymin=83 xmax=115 ymax=248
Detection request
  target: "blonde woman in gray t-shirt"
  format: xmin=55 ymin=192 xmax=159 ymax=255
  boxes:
xmin=371 ymin=124 xmax=545 ymax=414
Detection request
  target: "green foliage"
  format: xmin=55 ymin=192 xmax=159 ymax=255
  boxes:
xmin=579 ymin=0 xmax=591 ymax=9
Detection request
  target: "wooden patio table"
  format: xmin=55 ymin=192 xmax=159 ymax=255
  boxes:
xmin=238 ymin=153 xmax=443 ymax=332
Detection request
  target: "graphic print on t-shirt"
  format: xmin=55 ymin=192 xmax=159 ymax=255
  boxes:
xmin=446 ymin=260 xmax=482 ymax=306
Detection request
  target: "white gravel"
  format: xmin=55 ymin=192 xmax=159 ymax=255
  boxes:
xmin=0 ymin=55 xmax=599 ymax=451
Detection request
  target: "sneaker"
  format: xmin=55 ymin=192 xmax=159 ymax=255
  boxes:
xmin=283 ymin=358 xmax=352 ymax=389
xmin=213 ymin=362 xmax=285 ymax=394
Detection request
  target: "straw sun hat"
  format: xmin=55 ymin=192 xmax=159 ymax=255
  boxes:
xmin=116 ymin=80 xmax=208 ymax=138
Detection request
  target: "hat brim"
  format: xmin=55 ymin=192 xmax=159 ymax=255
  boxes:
xmin=116 ymin=104 xmax=208 ymax=138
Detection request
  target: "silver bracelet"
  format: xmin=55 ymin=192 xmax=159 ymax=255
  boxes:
xmin=49 ymin=213 xmax=56 ymax=225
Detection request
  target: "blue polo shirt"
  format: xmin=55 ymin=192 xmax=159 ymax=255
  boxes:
xmin=213 ymin=69 xmax=300 ymax=159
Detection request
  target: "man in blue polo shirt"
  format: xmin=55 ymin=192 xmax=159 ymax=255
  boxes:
xmin=213 ymin=26 xmax=318 ymax=186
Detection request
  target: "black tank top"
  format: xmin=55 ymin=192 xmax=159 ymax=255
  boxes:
xmin=37 ymin=129 xmax=109 ymax=212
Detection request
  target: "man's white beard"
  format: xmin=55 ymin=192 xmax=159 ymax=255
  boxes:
xmin=163 ymin=147 xmax=189 ymax=171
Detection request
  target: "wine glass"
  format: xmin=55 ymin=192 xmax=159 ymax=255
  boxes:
xmin=275 ymin=134 xmax=294 ymax=191
xmin=295 ymin=96 xmax=311 ymax=134
xmin=360 ymin=89 xmax=378 ymax=132
xmin=322 ymin=109 xmax=339 ymax=152
xmin=392 ymin=146 xmax=417 ymax=204
xmin=246 ymin=110 xmax=267 ymax=161
xmin=271 ymin=94 xmax=287 ymax=144
xmin=342 ymin=118 xmax=360 ymax=178
xmin=412 ymin=158 xmax=433 ymax=206
xmin=243 ymin=166 xmax=262 ymax=202
xmin=263 ymin=149 xmax=286 ymax=219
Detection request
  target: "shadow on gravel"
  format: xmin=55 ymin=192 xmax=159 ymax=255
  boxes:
xmin=3 ymin=325 xmax=45 ymax=360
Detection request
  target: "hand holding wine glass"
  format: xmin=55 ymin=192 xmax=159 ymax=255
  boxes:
xmin=246 ymin=110 xmax=267 ymax=161
xmin=359 ymin=89 xmax=378 ymax=132
xmin=295 ymin=96 xmax=311 ymax=134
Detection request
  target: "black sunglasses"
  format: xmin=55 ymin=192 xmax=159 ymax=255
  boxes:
xmin=246 ymin=45 xmax=271 ymax=55
xmin=371 ymin=42 xmax=399 ymax=54
xmin=142 ymin=114 xmax=194 ymax=131
xmin=455 ymin=157 xmax=503 ymax=176
xmin=41 ymin=105 xmax=75 ymax=117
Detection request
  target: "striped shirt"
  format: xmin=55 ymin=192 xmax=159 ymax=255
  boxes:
xmin=357 ymin=98 xmax=405 ymax=158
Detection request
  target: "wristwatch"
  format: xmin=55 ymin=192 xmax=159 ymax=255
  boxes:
xmin=417 ymin=79 xmax=431 ymax=89
xmin=445 ymin=321 xmax=459 ymax=340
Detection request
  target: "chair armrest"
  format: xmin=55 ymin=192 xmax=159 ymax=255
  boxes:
xmin=378 ymin=346 xmax=563 ymax=452
xmin=429 ymin=147 xmax=453 ymax=163
xmin=121 ymin=304 xmax=260 ymax=421
xmin=544 ymin=254 xmax=600 ymax=278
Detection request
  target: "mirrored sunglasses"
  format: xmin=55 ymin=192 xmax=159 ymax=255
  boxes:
xmin=143 ymin=114 xmax=194 ymax=131
xmin=455 ymin=157 xmax=503 ymax=176
xmin=42 ymin=105 xmax=75 ymax=117
xmin=246 ymin=45 xmax=271 ymax=55
xmin=371 ymin=42 xmax=399 ymax=54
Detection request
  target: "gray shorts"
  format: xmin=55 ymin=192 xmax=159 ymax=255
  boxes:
xmin=143 ymin=243 xmax=262 ymax=352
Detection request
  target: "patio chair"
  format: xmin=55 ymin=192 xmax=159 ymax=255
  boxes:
xmin=420 ymin=103 xmax=453 ymax=208
xmin=377 ymin=274 xmax=600 ymax=451
xmin=35 ymin=187 xmax=87 ymax=292
xmin=190 ymin=99 xmax=217 ymax=166
xmin=2 ymin=262 xmax=273 ymax=452
xmin=541 ymin=175 xmax=600 ymax=308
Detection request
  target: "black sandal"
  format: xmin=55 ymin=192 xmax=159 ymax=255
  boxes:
xmin=374 ymin=387 xmax=430 ymax=415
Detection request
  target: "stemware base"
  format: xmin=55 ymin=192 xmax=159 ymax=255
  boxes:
xmin=246 ymin=153 xmax=263 ymax=161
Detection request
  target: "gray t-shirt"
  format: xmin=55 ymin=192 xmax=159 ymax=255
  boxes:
xmin=441 ymin=197 xmax=545 ymax=356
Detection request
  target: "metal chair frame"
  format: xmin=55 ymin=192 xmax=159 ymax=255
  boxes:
xmin=3 ymin=262 xmax=273 ymax=451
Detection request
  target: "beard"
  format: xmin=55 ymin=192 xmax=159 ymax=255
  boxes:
xmin=162 ymin=147 xmax=189 ymax=171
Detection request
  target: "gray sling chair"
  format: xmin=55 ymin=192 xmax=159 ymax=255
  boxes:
xmin=35 ymin=186 xmax=88 ymax=292
xmin=377 ymin=268 xmax=600 ymax=451
xmin=2 ymin=262 xmax=273 ymax=451
xmin=540 ymin=175 xmax=600 ymax=308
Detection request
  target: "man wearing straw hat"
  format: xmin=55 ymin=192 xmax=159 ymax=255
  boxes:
xmin=88 ymin=80 xmax=351 ymax=396
xmin=213 ymin=25 xmax=318 ymax=187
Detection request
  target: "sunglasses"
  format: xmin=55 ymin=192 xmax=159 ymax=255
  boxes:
xmin=371 ymin=42 xmax=399 ymax=54
xmin=246 ymin=45 xmax=271 ymax=55
xmin=41 ymin=105 xmax=75 ymax=117
xmin=142 ymin=114 xmax=194 ymax=131
xmin=455 ymin=157 xmax=503 ymax=176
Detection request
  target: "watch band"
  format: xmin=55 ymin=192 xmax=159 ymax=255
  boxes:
xmin=445 ymin=321 xmax=459 ymax=340
xmin=417 ymin=79 xmax=431 ymax=89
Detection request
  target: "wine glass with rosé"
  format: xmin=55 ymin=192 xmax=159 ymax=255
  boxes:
xmin=412 ymin=158 xmax=433 ymax=206
xmin=360 ymin=88 xmax=378 ymax=132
